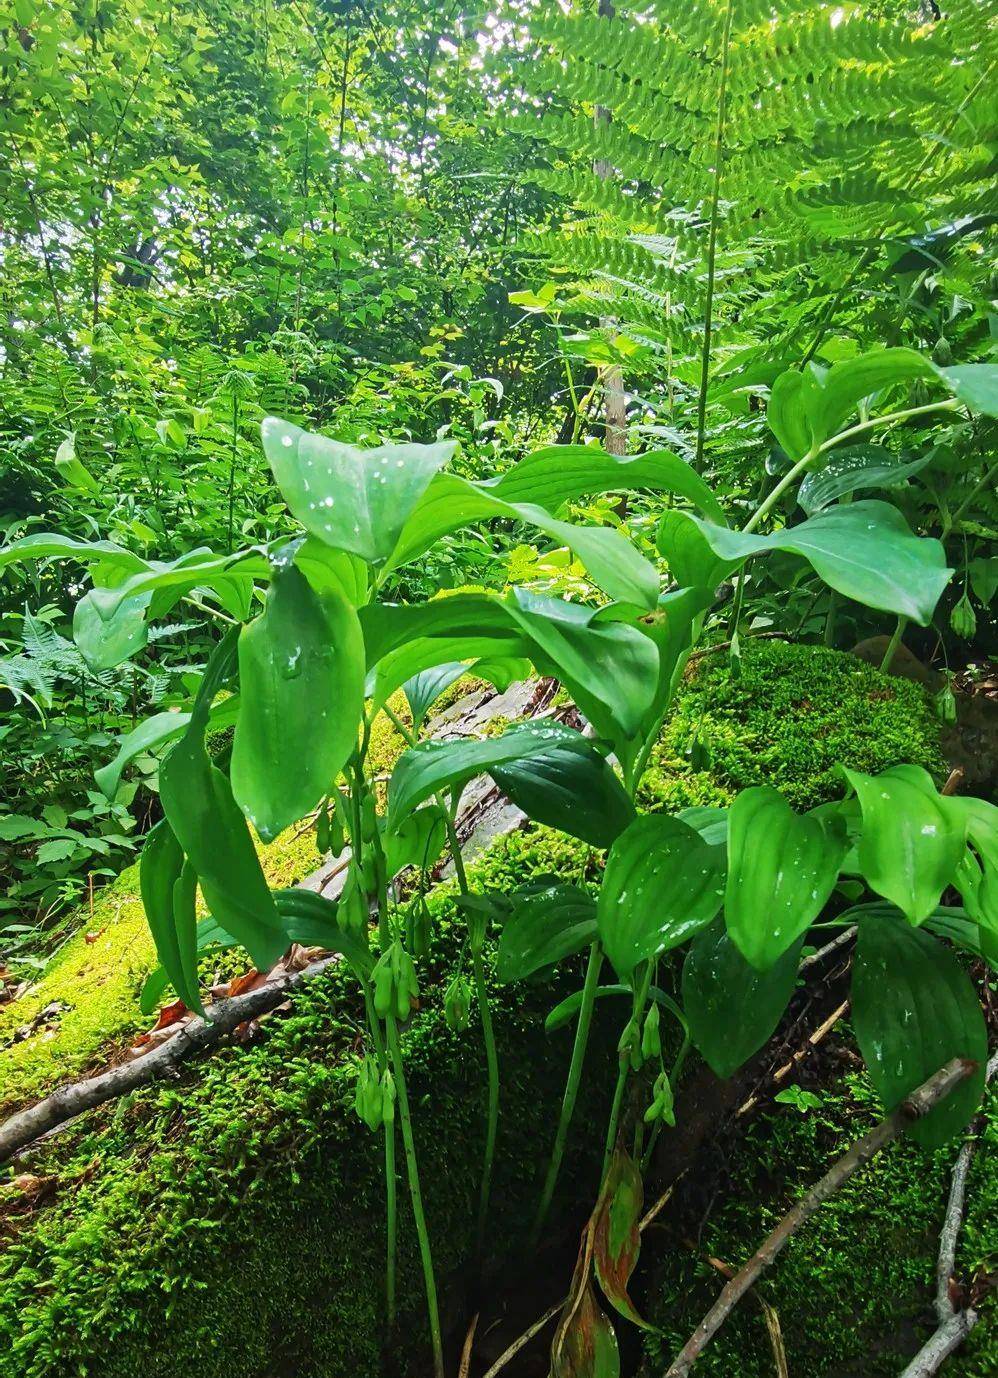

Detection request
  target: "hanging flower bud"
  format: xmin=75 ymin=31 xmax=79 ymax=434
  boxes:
xmin=950 ymin=592 xmax=976 ymax=640
xmin=444 ymin=971 xmax=472 ymax=1031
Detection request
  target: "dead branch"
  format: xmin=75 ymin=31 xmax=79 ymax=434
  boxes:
xmin=662 ymin=1058 xmax=979 ymax=1378
xmin=0 ymin=955 xmax=339 ymax=1165
xmin=898 ymin=1048 xmax=998 ymax=1378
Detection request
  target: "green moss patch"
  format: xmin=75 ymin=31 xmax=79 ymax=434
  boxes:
xmin=640 ymin=1062 xmax=996 ymax=1377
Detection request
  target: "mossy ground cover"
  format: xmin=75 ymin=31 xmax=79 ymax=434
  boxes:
xmin=0 ymin=643 xmax=965 ymax=1378
xmin=639 ymin=1059 xmax=996 ymax=1377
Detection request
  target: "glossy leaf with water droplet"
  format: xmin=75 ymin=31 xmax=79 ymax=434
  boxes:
xmin=261 ymin=417 xmax=456 ymax=564
xmin=725 ymin=787 xmax=846 ymax=970
xmin=844 ymin=765 xmax=966 ymax=924
xmin=852 ymin=915 xmax=986 ymax=1148
xmin=231 ymin=565 xmax=364 ymax=841
xmin=598 ymin=815 xmax=725 ymax=980
xmin=682 ymin=920 xmax=803 ymax=1079
xmin=496 ymin=884 xmax=597 ymax=983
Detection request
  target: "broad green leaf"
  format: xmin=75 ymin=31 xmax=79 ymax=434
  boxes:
xmin=504 ymin=589 xmax=659 ymax=745
xmin=969 ymin=556 xmax=998 ymax=607
xmin=682 ymin=502 xmax=951 ymax=625
xmin=382 ymin=804 xmax=447 ymax=878
xmin=261 ymin=417 xmax=456 ymax=563
xmin=490 ymin=444 xmax=725 ymax=522
xmin=936 ymin=363 xmax=998 ymax=417
xmin=657 ymin=509 xmax=734 ymax=589
xmin=231 ymin=564 xmax=364 ymax=841
xmin=844 ymin=765 xmax=966 ymax=923
xmin=371 ymin=634 xmax=531 ymax=715
xmin=270 ymin=888 xmax=373 ymax=977
xmin=360 ymin=594 xmax=515 ymax=667
xmin=160 ymin=639 xmax=285 ymax=973
xmin=139 ymin=913 xmax=235 ymax=1015
xmin=54 ymin=434 xmax=99 ymax=492
xmin=139 ymin=819 xmax=203 ymax=1015
xmin=403 ymin=663 xmax=468 ymax=732
xmin=768 ymin=368 xmax=816 ymax=462
xmin=96 ymin=698 xmax=241 ymax=801
xmin=387 ymin=720 xmax=587 ymax=829
xmin=496 ymin=883 xmax=597 ymax=983
xmin=810 ymin=348 xmax=934 ymax=448
xmin=797 ymin=445 xmax=935 ymax=515
xmin=852 ymin=915 xmax=986 ymax=1148
xmin=598 ymin=816 xmax=725 ymax=980
xmin=682 ymin=920 xmax=803 ymax=1079
xmin=593 ymin=1149 xmax=648 ymax=1327
xmin=0 ymin=532 xmax=143 ymax=574
xmin=626 ymin=585 xmax=714 ymax=731
xmin=294 ymin=537 xmax=368 ymax=606
xmin=492 ymin=738 xmax=634 ymax=849
xmin=725 ymin=787 xmax=846 ymax=969
xmin=73 ymin=587 xmax=152 ymax=669
xmin=387 ymin=472 xmax=659 ymax=607
xmin=676 ymin=805 xmax=728 ymax=847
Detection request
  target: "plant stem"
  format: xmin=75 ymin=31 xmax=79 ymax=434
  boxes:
xmin=694 ymin=0 xmax=735 ymax=467
xmin=530 ymin=941 xmax=604 ymax=1248
xmin=602 ymin=961 xmax=653 ymax=1179
xmin=386 ymin=1013 xmax=445 ymax=1378
xmin=880 ymin=615 xmax=908 ymax=673
xmin=362 ymin=979 xmax=397 ymax=1325
xmin=744 ymin=399 xmax=961 ymax=535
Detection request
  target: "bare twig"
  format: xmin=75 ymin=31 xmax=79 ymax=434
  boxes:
xmin=736 ymin=998 xmax=851 ymax=1118
xmin=479 ymin=1299 xmax=564 ymax=1378
xmin=0 ymin=956 xmax=340 ymax=1164
xmin=798 ymin=926 xmax=857 ymax=972
xmin=899 ymin=1048 xmax=998 ymax=1378
xmin=662 ymin=1058 xmax=978 ymax=1378
xmin=695 ymin=1248 xmax=788 ymax=1378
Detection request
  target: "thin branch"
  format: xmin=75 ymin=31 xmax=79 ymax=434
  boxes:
xmin=899 ymin=1048 xmax=998 ymax=1378
xmin=0 ymin=956 xmax=339 ymax=1164
xmin=662 ymin=1058 xmax=979 ymax=1378
xmin=479 ymin=1300 xmax=564 ymax=1378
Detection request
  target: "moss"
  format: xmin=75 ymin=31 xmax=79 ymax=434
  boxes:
xmin=640 ymin=639 xmax=947 ymax=812
xmin=639 ymin=1062 xmax=996 ymax=1377
xmin=0 ymin=837 xmax=618 ymax=1378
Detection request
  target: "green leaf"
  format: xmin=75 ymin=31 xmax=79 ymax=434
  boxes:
xmin=270 ymin=889 xmax=373 ymax=977
xmin=504 ymin=589 xmax=659 ymax=745
xmin=725 ymin=787 xmax=846 ymax=969
xmin=490 ymin=444 xmax=725 ymax=522
xmin=0 ymin=532 xmax=143 ymax=575
xmin=797 ymin=446 xmax=935 ymax=516
xmin=73 ymin=588 xmax=151 ymax=669
xmin=403 ymin=663 xmax=468 ymax=732
xmin=139 ymin=819 xmax=203 ymax=1015
xmin=625 ymin=586 xmax=714 ymax=731
xmin=545 ymin=984 xmax=631 ymax=1033
xmin=160 ymin=677 xmax=285 ymax=974
xmin=231 ymin=564 xmax=364 ymax=841
xmin=387 ymin=720 xmax=588 ymax=829
xmin=492 ymin=738 xmax=634 ymax=849
xmin=371 ymin=635 xmax=531 ymax=716
xmin=388 ymin=472 xmax=659 ymax=608
xmin=261 ymin=417 xmax=455 ymax=563
xmin=680 ymin=502 xmax=951 ymax=625
xmin=809 ymin=348 xmax=935 ymax=449
xmin=768 ymin=369 xmax=816 ymax=463
xmin=360 ymin=593 xmax=515 ymax=668
xmin=382 ymin=804 xmax=447 ymax=878
xmin=598 ymin=816 xmax=725 ymax=980
xmin=54 ymin=434 xmax=99 ymax=493
xmin=96 ymin=699 xmax=240 ymax=800
xmin=851 ymin=915 xmax=986 ymax=1148
xmin=593 ymin=1148 xmax=648 ymax=1327
xmin=139 ymin=913 xmax=235 ymax=1015
xmin=496 ymin=883 xmax=597 ymax=983
xmin=682 ymin=920 xmax=803 ymax=1079
xmin=935 ymin=363 xmax=998 ymax=417
xmin=656 ymin=510 xmax=734 ymax=589
xmin=844 ymin=765 xmax=966 ymax=924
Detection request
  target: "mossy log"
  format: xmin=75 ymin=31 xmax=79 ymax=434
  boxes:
xmin=0 ymin=642 xmax=960 ymax=1378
